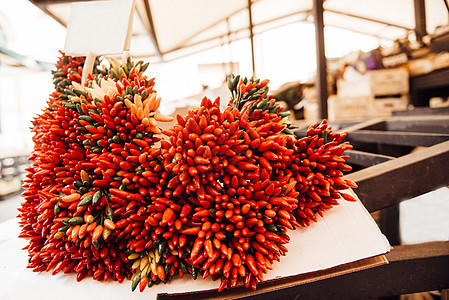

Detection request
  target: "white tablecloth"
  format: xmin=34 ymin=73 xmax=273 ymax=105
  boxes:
xmin=0 ymin=189 xmax=390 ymax=300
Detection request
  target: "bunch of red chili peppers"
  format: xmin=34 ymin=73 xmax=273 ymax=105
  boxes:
xmin=18 ymin=52 xmax=357 ymax=293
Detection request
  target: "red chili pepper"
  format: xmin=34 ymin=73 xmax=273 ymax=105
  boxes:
xmin=232 ymin=253 xmax=241 ymax=267
xmin=92 ymin=225 xmax=103 ymax=241
xmin=157 ymin=265 xmax=165 ymax=281
xmin=178 ymin=234 xmax=187 ymax=247
xmin=218 ymin=277 xmax=229 ymax=292
xmin=60 ymin=193 xmax=81 ymax=203
xmin=251 ymin=241 xmax=268 ymax=255
xmin=262 ymin=151 xmax=278 ymax=161
xmin=223 ymin=260 xmax=232 ymax=278
xmin=345 ymin=179 xmax=358 ymax=188
xmin=246 ymin=254 xmax=259 ymax=277
xmin=204 ymin=239 xmax=214 ymax=258
xmin=264 ymin=231 xmax=287 ymax=244
xmin=104 ymin=219 xmax=116 ymax=230
xmin=194 ymin=156 xmax=210 ymax=165
xmin=161 ymin=208 xmax=175 ymax=225
xmin=190 ymin=237 xmax=204 ymax=260
xmin=193 ymin=209 xmax=210 ymax=218
xmin=139 ymin=276 xmax=148 ymax=292
xmin=187 ymin=118 xmax=202 ymax=135
xmin=341 ymin=193 xmax=357 ymax=202
xmin=236 ymin=161 xmax=257 ymax=171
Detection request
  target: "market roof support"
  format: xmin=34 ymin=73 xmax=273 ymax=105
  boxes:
xmin=141 ymin=0 xmax=163 ymax=59
xmin=248 ymin=0 xmax=256 ymax=77
xmin=414 ymin=0 xmax=427 ymax=43
xmin=313 ymin=0 xmax=328 ymax=120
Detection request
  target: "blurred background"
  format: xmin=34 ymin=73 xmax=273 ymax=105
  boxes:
xmin=1 ymin=0 xmax=448 ymax=270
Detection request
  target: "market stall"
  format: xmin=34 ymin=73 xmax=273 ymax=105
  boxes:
xmin=0 ymin=0 xmax=448 ymax=299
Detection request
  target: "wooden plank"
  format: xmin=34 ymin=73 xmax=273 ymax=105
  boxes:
xmin=265 ymin=242 xmax=449 ymax=300
xmin=385 ymin=115 xmax=449 ymax=134
xmin=345 ymin=140 xmax=449 ymax=212
xmin=159 ymin=255 xmax=388 ymax=300
xmin=294 ymin=119 xmax=385 ymax=139
xmin=158 ymin=242 xmax=449 ymax=299
xmin=392 ymin=106 xmax=449 ymax=117
xmin=329 ymin=120 xmax=364 ymax=130
xmin=339 ymin=118 xmax=386 ymax=133
xmin=347 ymin=130 xmax=449 ymax=147
xmin=345 ymin=149 xmax=394 ymax=167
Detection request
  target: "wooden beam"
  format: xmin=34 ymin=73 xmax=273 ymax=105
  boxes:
xmin=312 ymin=0 xmax=328 ymax=120
xmin=385 ymin=116 xmax=449 ymax=134
xmin=338 ymin=118 xmax=386 ymax=133
xmin=347 ymin=130 xmax=449 ymax=147
xmin=158 ymin=242 xmax=449 ymax=299
xmin=393 ymin=106 xmax=449 ymax=117
xmin=278 ymin=241 xmax=449 ymax=299
xmin=294 ymin=119 xmax=384 ymax=140
xmin=345 ymin=140 xmax=449 ymax=212
xmin=274 ymin=242 xmax=449 ymax=299
xmin=328 ymin=120 xmax=362 ymax=130
xmin=29 ymin=0 xmax=68 ymax=27
xmin=345 ymin=149 xmax=394 ymax=167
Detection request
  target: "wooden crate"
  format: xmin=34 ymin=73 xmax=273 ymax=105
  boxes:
xmin=329 ymin=95 xmax=409 ymax=121
xmin=370 ymin=95 xmax=409 ymax=117
xmin=366 ymin=68 xmax=409 ymax=96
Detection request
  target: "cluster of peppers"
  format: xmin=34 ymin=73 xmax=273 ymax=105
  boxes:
xmin=18 ymin=52 xmax=356 ymax=293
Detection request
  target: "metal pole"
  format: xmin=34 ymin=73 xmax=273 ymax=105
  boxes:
xmin=414 ymin=0 xmax=427 ymax=43
xmin=248 ymin=0 xmax=256 ymax=77
xmin=312 ymin=0 xmax=328 ymax=120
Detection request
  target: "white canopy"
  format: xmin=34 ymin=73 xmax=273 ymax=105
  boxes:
xmin=30 ymin=0 xmax=449 ymax=62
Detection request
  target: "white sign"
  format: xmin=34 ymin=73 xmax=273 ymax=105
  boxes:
xmin=64 ymin=0 xmax=135 ymax=56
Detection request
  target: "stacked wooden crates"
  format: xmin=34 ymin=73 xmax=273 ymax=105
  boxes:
xmin=366 ymin=68 xmax=409 ymax=117
xmin=329 ymin=68 xmax=409 ymax=120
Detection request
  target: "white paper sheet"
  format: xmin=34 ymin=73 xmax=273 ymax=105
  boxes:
xmin=0 ymin=189 xmax=390 ymax=300
xmin=64 ymin=0 xmax=135 ymax=56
